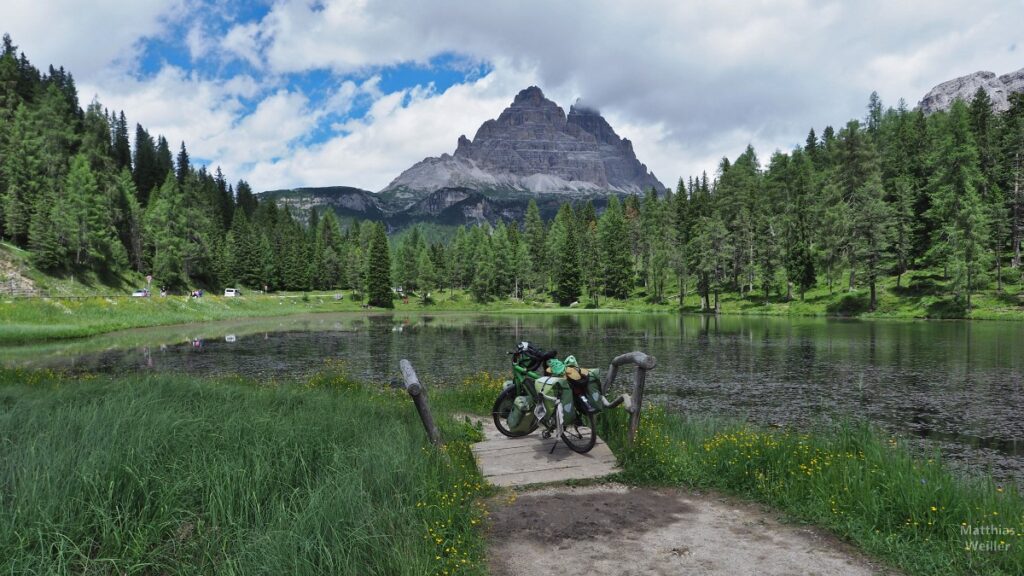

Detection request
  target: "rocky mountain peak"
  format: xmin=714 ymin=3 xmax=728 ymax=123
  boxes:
xmin=918 ymin=67 xmax=1024 ymax=114
xmin=383 ymin=87 xmax=666 ymax=198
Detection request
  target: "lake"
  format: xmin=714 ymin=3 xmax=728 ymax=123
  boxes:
xmin=3 ymin=312 xmax=1022 ymax=484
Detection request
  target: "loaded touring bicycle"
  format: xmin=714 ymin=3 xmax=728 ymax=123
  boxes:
xmin=491 ymin=342 xmax=630 ymax=454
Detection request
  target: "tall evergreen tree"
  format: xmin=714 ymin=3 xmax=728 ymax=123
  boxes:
xmin=523 ymin=199 xmax=546 ymax=293
xmin=598 ymin=196 xmax=632 ymax=299
xmin=927 ymin=101 xmax=991 ymax=308
xmin=366 ymin=222 xmax=392 ymax=308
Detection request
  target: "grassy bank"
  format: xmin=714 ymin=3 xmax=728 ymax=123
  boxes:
xmin=6 ymin=269 xmax=1024 ymax=345
xmin=0 ymin=366 xmax=490 ymax=575
xmin=2 ymin=364 xmax=1022 ymax=575
xmin=597 ymin=406 xmax=1024 ymax=576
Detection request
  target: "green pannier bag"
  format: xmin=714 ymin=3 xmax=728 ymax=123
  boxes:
xmin=507 ymin=394 xmax=536 ymax=433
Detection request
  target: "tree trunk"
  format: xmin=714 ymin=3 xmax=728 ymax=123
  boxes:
xmin=996 ymin=246 xmax=1003 ymax=291
xmin=713 ymin=290 xmax=719 ymax=313
xmin=678 ymin=274 xmax=684 ymax=308
xmin=785 ymin=281 xmax=792 ymax=301
xmin=848 ymin=266 xmax=856 ymax=291
xmin=1013 ymin=152 xmax=1021 ymax=268
xmin=869 ymin=280 xmax=876 ymax=310
xmin=967 ymin=266 xmax=973 ymax=311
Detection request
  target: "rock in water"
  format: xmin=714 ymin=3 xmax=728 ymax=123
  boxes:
xmin=918 ymin=68 xmax=1024 ymax=114
xmin=383 ymin=86 xmax=666 ymax=198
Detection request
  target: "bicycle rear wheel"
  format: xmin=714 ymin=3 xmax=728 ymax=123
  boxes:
xmin=561 ymin=412 xmax=597 ymax=453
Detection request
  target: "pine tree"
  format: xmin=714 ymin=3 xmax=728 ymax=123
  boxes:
xmin=144 ymin=175 xmax=187 ymax=290
xmin=132 ymin=124 xmax=159 ymax=205
xmin=176 ymin=142 xmax=190 ymax=184
xmin=550 ymin=204 xmax=581 ymax=305
xmin=417 ymin=248 xmax=436 ymax=302
xmin=236 ymin=180 xmax=257 ymax=217
xmin=927 ymin=101 xmax=991 ymax=308
xmin=577 ymin=201 xmax=601 ymax=304
xmin=64 ymin=153 xmax=125 ymax=268
xmin=781 ymin=150 xmax=816 ymax=299
xmin=523 ymin=199 xmax=546 ymax=293
xmin=112 ymin=111 xmax=131 ymax=170
xmin=366 ymin=222 xmax=392 ymax=308
xmin=2 ymin=104 xmax=41 ymax=244
xmin=113 ymin=169 xmax=144 ymax=272
xmin=470 ymin=233 xmax=495 ymax=303
xmin=155 ymin=136 xmax=173 ymax=184
xmin=598 ymin=196 xmax=632 ymax=299
xmin=851 ymin=172 xmax=893 ymax=309
xmin=671 ymin=179 xmax=691 ymax=306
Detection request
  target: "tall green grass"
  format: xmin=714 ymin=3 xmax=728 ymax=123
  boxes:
xmin=599 ymin=407 xmax=1024 ymax=576
xmin=0 ymin=368 xmax=488 ymax=575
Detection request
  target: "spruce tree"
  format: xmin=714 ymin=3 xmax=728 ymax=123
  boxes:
xmin=523 ymin=199 xmax=546 ymax=293
xmin=366 ymin=222 xmax=393 ymax=308
xmin=112 ymin=111 xmax=131 ymax=170
xmin=470 ymin=233 xmax=495 ymax=303
xmin=927 ymin=101 xmax=991 ymax=308
xmin=551 ymin=204 xmax=581 ymax=305
xmin=599 ymin=196 xmax=633 ymax=299
xmin=132 ymin=124 xmax=158 ymax=205
xmin=417 ymin=248 xmax=436 ymax=302
xmin=2 ymin=105 xmax=41 ymax=244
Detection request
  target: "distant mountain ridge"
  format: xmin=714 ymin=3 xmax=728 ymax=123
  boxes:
xmin=383 ymin=86 xmax=665 ymax=201
xmin=918 ymin=67 xmax=1024 ymax=114
xmin=261 ymin=86 xmax=666 ymax=228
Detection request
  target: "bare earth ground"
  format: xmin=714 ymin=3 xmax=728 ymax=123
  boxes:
xmin=486 ymin=483 xmax=898 ymax=576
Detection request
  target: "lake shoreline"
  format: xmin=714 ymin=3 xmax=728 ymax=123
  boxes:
xmin=5 ymin=286 xmax=1024 ymax=345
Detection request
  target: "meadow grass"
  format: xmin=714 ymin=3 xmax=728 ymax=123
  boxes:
xmin=0 ymin=366 xmax=490 ymax=575
xmin=597 ymin=406 xmax=1024 ymax=576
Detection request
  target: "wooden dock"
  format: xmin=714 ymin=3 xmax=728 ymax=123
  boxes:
xmin=468 ymin=416 xmax=619 ymax=488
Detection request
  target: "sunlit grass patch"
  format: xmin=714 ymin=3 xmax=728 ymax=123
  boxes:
xmin=600 ymin=407 xmax=1024 ymax=576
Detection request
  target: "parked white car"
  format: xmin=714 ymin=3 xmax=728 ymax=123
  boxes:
xmin=131 ymin=289 xmax=150 ymax=297
xmin=224 ymin=288 xmax=241 ymax=297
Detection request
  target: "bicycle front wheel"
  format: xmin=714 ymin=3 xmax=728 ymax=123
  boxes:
xmin=492 ymin=387 xmax=538 ymax=438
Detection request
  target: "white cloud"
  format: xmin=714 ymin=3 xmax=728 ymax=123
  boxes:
xmin=246 ymin=64 xmax=539 ymax=191
xmin=10 ymin=0 xmax=1024 ymax=193
xmin=3 ymin=0 xmax=184 ymax=76
xmin=221 ymin=22 xmax=263 ymax=68
xmin=232 ymin=0 xmax=1024 ymax=188
xmin=185 ymin=23 xmax=212 ymax=62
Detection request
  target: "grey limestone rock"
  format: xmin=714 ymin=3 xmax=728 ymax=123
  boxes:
xmin=918 ymin=68 xmax=1024 ymax=114
xmin=383 ymin=86 xmax=666 ymax=197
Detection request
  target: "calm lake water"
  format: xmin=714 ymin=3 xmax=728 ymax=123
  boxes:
xmin=3 ymin=312 xmax=1022 ymax=484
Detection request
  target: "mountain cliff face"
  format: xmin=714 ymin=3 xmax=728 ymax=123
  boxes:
xmin=382 ymin=86 xmax=666 ymax=198
xmin=918 ymin=68 xmax=1024 ymax=114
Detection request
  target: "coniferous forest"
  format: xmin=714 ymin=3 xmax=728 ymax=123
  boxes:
xmin=2 ymin=33 xmax=1024 ymax=313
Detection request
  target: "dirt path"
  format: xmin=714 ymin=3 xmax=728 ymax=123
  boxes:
xmin=486 ymin=483 xmax=896 ymax=576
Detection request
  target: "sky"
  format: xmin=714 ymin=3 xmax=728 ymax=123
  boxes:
xmin=5 ymin=0 xmax=1024 ymax=193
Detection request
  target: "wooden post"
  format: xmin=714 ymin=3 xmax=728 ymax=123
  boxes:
xmin=602 ymin=351 xmax=657 ymax=446
xmin=399 ymin=359 xmax=443 ymax=447
xmin=629 ymin=365 xmax=647 ymax=445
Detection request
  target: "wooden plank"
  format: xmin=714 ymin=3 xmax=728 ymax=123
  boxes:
xmin=467 ymin=415 xmax=619 ymax=488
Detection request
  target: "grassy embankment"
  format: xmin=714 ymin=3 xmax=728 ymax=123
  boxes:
xmin=0 ymin=364 xmax=493 ymax=576
xmin=598 ymin=406 xmax=1024 ymax=576
xmin=1 ymin=365 xmax=1022 ymax=575
xmin=7 ymin=268 xmax=1024 ymax=345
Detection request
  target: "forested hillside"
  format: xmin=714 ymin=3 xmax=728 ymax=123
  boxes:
xmin=0 ymin=34 xmax=354 ymax=293
xmin=3 ymin=32 xmax=1023 ymax=315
